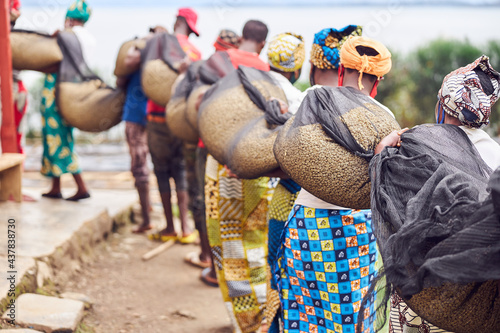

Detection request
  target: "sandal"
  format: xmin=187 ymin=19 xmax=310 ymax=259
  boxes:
xmin=147 ymin=232 xmax=178 ymax=242
xmin=41 ymin=192 xmax=63 ymax=199
xmin=179 ymin=231 xmax=198 ymax=244
xmin=200 ymin=267 xmax=218 ymax=287
xmin=184 ymin=251 xmax=211 ymax=269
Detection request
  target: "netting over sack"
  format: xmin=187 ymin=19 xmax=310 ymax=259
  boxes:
xmin=274 ymin=86 xmax=400 ymax=209
xmin=56 ymin=31 xmax=125 ymax=132
xmin=198 ymin=66 xmax=288 ymax=178
xmin=140 ymin=33 xmax=186 ymax=106
xmin=114 ymin=38 xmax=147 ymax=77
xmin=198 ymin=50 xmax=235 ymax=85
xmin=11 ymin=30 xmax=63 ymax=72
xmin=368 ymin=124 xmax=500 ymax=333
xmin=166 ymin=61 xmax=204 ymax=144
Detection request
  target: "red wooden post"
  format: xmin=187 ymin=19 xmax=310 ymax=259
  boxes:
xmin=0 ymin=0 xmax=17 ymax=153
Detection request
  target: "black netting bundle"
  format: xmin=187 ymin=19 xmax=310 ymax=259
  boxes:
xmin=10 ymin=29 xmax=63 ymax=72
xmin=198 ymin=50 xmax=235 ymax=85
xmin=274 ymin=86 xmax=401 ymax=209
xmin=198 ymin=66 xmax=288 ymax=179
xmin=140 ymin=32 xmax=186 ymax=106
xmin=367 ymin=124 xmax=500 ymax=333
xmin=55 ymin=31 xmax=125 ymax=132
xmin=166 ymin=60 xmax=206 ymax=144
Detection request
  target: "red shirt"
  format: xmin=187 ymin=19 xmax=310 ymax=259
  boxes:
xmin=226 ymin=48 xmax=270 ymax=71
xmin=176 ymin=34 xmax=202 ymax=62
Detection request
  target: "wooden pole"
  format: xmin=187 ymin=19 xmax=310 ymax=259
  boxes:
xmin=141 ymin=240 xmax=176 ymax=261
xmin=0 ymin=1 xmax=17 ymax=153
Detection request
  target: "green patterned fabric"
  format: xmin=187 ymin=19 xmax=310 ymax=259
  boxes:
xmin=66 ymin=0 xmax=92 ymax=23
xmin=40 ymin=73 xmax=81 ymax=178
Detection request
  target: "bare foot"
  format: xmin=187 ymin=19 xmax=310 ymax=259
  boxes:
xmin=132 ymin=224 xmax=153 ymax=234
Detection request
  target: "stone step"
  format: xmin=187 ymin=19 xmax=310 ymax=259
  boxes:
xmin=2 ymin=293 xmax=85 ymax=333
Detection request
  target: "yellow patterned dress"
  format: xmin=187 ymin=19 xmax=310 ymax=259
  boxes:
xmin=40 ymin=73 xmax=81 ymax=177
xmin=205 ymin=154 xmax=275 ymax=333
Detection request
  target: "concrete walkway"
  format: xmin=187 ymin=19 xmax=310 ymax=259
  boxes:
xmin=0 ymin=170 xmax=140 ymax=330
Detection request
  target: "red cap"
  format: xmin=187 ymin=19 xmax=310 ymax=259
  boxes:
xmin=177 ymin=7 xmax=199 ymax=37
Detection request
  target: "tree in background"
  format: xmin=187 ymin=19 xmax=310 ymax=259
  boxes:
xmin=378 ymin=38 xmax=500 ymax=135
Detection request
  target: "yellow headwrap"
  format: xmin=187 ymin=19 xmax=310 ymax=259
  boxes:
xmin=340 ymin=36 xmax=392 ymax=90
xmin=267 ymin=32 xmax=305 ymax=72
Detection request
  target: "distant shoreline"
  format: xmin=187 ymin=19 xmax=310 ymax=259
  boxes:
xmin=20 ymin=3 xmax=500 ymax=9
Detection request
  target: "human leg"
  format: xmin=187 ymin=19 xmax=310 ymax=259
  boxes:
xmin=66 ymin=173 xmax=90 ymax=201
xmin=125 ymin=122 xmax=151 ymax=232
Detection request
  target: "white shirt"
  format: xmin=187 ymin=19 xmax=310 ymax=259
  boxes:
xmin=460 ymin=126 xmax=500 ymax=171
xmin=268 ymin=71 xmax=303 ymax=113
xmin=72 ymin=26 xmax=96 ymax=68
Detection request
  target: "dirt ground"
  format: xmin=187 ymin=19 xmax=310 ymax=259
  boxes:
xmin=64 ymin=205 xmax=233 ymax=333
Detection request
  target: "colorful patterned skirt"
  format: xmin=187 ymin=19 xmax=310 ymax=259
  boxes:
xmin=267 ymin=179 xmax=301 ymax=333
xmin=205 ymin=155 xmax=275 ymax=333
xmin=40 ymin=73 xmax=81 ymax=177
xmin=276 ymin=205 xmax=378 ymax=333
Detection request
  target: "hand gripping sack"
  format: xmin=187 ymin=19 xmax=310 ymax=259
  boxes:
xmin=114 ymin=38 xmax=147 ymax=77
xmin=198 ymin=66 xmax=289 ymax=178
xmin=368 ymin=124 xmax=500 ymax=333
xmin=11 ymin=30 xmax=63 ymax=72
xmin=140 ymin=33 xmax=186 ymax=106
xmin=166 ymin=61 xmax=204 ymax=144
xmin=56 ymin=31 xmax=125 ymax=132
xmin=274 ymin=86 xmax=400 ymax=209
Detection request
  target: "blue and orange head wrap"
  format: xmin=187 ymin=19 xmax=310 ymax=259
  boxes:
xmin=310 ymin=25 xmax=362 ymax=70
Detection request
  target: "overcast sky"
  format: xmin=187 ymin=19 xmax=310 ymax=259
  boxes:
xmin=21 ymin=0 xmax=500 ymax=7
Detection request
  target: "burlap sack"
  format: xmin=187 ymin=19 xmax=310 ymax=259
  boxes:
xmin=58 ymin=80 xmax=125 ymax=132
xmin=141 ymin=59 xmax=178 ymax=106
xmin=198 ymin=67 xmax=287 ymax=177
xmin=140 ymin=33 xmax=186 ymax=107
xmin=402 ymin=282 xmax=500 ymax=333
xmin=114 ymin=38 xmax=147 ymax=77
xmin=11 ymin=30 xmax=63 ymax=72
xmin=165 ymin=73 xmax=198 ymax=144
xmin=274 ymin=86 xmax=401 ymax=209
xmin=186 ymin=83 xmax=210 ymax=130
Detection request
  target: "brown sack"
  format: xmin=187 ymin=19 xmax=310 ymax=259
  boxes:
xmin=141 ymin=59 xmax=178 ymax=107
xmin=274 ymin=87 xmax=400 ymax=209
xmin=11 ymin=30 xmax=63 ymax=72
xmin=57 ymin=80 xmax=125 ymax=132
xmin=114 ymin=38 xmax=147 ymax=77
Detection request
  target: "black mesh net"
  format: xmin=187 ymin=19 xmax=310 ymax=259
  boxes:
xmin=365 ymin=124 xmax=500 ymax=333
xmin=55 ymin=31 xmax=124 ymax=132
xmin=140 ymin=32 xmax=186 ymax=71
xmin=274 ymin=86 xmax=400 ymax=209
xmin=171 ymin=60 xmax=204 ymax=101
xmin=198 ymin=50 xmax=235 ymax=85
xmin=198 ymin=66 xmax=287 ymax=178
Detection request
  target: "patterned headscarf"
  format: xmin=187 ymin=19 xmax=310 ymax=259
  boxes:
xmin=438 ymin=55 xmax=500 ymax=129
xmin=66 ymin=0 xmax=92 ymax=23
xmin=267 ymin=32 xmax=306 ymax=72
xmin=340 ymin=36 xmax=392 ymax=90
xmin=214 ymin=29 xmax=240 ymax=51
xmin=310 ymin=25 xmax=362 ymax=70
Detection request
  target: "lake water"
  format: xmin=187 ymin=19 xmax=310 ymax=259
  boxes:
xmin=15 ymin=5 xmax=500 ymax=82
